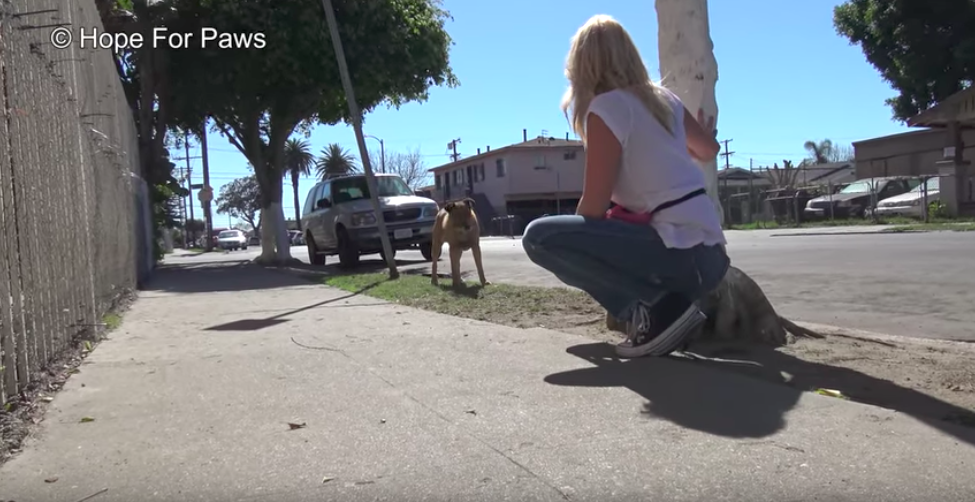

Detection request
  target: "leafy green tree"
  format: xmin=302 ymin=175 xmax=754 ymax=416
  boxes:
xmin=164 ymin=0 xmax=457 ymax=263
xmin=834 ymin=0 xmax=975 ymax=121
xmin=284 ymin=138 xmax=315 ymax=230
xmin=316 ymin=143 xmax=359 ymax=180
xmin=216 ymin=175 xmax=262 ymax=232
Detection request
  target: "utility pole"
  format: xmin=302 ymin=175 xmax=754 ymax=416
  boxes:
xmin=200 ymin=121 xmax=214 ymax=251
xmin=183 ymin=132 xmax=195 ymax=226
xmin=447 ymin=138 xmax=461 ymax=162
xmin=719 ymin=138 xmax=734 ymax=171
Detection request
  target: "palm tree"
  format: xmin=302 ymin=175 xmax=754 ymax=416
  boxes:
xmin=803 ymin=139 xmax=834 ymax=164
xmin=283 ymin=138 xmax=314 ymax=231
xmin=316 ymin=143 xmax=359 ymax=180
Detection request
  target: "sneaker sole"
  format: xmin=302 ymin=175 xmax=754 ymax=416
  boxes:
xmin=615 ymin=305 xmax=705 ymax=358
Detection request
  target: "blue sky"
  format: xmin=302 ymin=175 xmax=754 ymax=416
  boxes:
xmin=176 ymin=0 xmax=912 ymax=227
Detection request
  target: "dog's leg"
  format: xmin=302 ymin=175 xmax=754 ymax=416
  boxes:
xmin=471 ymin=243 xmax=489 ymax=286
xmin=449 ymin=246 xmax=464 ymax=288
xmin=430 ymin=236 xmax=442 ymax=286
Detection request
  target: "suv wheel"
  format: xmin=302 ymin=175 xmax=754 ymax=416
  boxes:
xmin=419 ymin=241 xmax=434 ymax=261
xmin=337 ymin=227 xmax=360 ymax=268
xmin=306 ymin=233 xmax=326 ymax=266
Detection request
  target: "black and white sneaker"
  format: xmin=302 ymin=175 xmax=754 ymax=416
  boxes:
xmin=615 ymin=294 xmax=705 ymax=358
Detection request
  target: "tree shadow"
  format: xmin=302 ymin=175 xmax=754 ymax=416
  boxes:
xmin=144 ymin=261 xmax=307 ymax=293
xmin=545 ymin=343 xmax=801 ymax=438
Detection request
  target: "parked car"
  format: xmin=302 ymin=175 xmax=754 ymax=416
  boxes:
xmin=216 ymin=229 xmax=248 ymax=251
xmin=300 ymin=173 xmax=439 ymax=268
xmin=803 ymin=177 xmax=917 ymax=219
xmin=875 ymin=176 xmax=940 ymax=218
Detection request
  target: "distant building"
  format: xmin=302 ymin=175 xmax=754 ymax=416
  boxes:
xmin=427 ymin=130 xmax=584 ymax=232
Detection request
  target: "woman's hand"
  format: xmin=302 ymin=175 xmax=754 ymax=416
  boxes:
xmin=696 ymin=108 xmax=717 ymax=138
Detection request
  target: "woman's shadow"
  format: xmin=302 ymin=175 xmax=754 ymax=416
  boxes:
xmin=544 ymin=342 xmax=975 ymax=445
xmin=544 ymin=342 xmax=802 ymax=438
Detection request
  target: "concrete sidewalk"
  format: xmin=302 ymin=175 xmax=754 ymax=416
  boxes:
xmin=2 ymin=263 xmax=974 ymax=502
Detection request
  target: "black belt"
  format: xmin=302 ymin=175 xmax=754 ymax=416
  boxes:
xmin=650 ymin=188 xmax=707 ymax=214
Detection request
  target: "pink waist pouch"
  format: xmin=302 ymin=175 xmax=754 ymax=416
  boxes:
xmin=605 ymin=205 xmax=653 ymax=225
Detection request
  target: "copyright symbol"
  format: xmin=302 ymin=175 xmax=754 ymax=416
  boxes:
xmin=50 ymin=27 xmax=72 ymax=49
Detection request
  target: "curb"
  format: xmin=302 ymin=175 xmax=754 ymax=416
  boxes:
xmin=769 ymin=230 xmax=900 ymax=237
xmin=793 ymin=321 xmax=975 ymax=349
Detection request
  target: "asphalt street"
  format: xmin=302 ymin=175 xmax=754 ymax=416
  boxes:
xmin=171 ymin=229 xmax=975 ymax=342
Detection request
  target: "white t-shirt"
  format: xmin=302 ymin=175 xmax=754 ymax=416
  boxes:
xmin=587 ymin=87 xmax=726 ymax=249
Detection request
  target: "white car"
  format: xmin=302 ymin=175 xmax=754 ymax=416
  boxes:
xmin=875 ymin=177 xmax=939 ymax=218
xmin=216 ymin=230 xmax=249 ymax=251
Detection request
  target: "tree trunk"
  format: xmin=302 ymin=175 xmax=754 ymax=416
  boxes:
xmin=255 ymin=167 xmax=295 ymax=264
xmin=656 ymin=0 xmax=723 ymax=224
xmin=292 ymin=173 xmax=302 ymax=232
xmin=605 ymin=266 xmax=822 ymax=347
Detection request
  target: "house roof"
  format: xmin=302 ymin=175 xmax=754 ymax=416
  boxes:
xmin=907 ymin=86 xmax=975 ymax=129
xmin=851 ymin=128 xmax=941 ymax=147
xmin=428 ymin=136 xmax=583 ymax=173
xmin=717 ymin=167 xmax=763 ymax=180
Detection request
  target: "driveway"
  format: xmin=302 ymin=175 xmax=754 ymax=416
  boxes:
xmin=166 ymin=230 xmax=975 ymax=342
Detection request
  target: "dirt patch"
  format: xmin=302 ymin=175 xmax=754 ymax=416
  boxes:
xmin=324 ymin=272 xmax=975 ymax=428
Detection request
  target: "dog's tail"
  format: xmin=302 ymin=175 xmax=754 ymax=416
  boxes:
xmin=778 ymin=316 xmax=825 ymax=339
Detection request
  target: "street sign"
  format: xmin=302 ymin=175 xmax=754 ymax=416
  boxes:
xmin=197 ymin=186 xmax=213 ymax=203
xmin=190 ymin=183 xmax=204 ymax=189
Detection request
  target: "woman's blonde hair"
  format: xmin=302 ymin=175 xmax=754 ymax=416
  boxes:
xmin=561 ymin=15 xmax=675 ymax=141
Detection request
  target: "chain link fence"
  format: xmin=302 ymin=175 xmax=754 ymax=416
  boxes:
xmin=1 ymin=0 xmax=149 ymax=404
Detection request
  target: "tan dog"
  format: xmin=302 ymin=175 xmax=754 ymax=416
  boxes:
xmin=430 ymin=198 xmax=489 ymax=288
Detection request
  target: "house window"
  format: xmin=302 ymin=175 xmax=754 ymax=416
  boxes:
xmin=452 ymin=170 xmax=458 ymax=186
xmin=496 ymin=158 xmax=506 ymax=177
xmin=435 ymin=174 xmax=442 ymax=189
xmin=563 ymin=150 xmax=577 ymax=160
xmin=478 ymin=163 xmax=485 ymax=182
xmin=535 ymin=154 xmax=546 ymax=168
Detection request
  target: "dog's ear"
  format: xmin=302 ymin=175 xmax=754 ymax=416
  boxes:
xmin=463 ymin=198 xmax=475 ymax=209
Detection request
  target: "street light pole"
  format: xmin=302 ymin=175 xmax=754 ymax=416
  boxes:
xmin=365 ymin=134 xmax=385 ymax=173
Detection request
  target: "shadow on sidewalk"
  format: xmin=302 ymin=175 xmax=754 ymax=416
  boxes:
xmin=204 ymin=281 xmax=382 ymax=332
xmin=546 ymin=342 xmax=975 ymax=445
xmin=145 ymin=258 xmax=427 ymax=294
xmin=688 ymin=343 xmax=975 ymax=445
xmin=544 ymin=343 xmax=800 ymax=438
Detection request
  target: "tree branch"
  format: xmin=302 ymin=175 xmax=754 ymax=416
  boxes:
xmin=214 ymin=120 xmax=248 ymax=157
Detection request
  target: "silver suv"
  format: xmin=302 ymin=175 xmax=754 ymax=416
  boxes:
xmin=300 ymin=173 xmax=439 ymax=267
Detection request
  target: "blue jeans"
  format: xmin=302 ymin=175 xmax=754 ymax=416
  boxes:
xmin=522 ymin=215 xmax=729 ymax=321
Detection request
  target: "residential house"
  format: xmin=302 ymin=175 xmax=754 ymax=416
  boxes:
xmin=717 ymin=167 xmax=771 ymax=225
xmin=427 ymin=131 xmax=585 ymax=233
xmin=853 ymin=128 xmax=975 ymax=179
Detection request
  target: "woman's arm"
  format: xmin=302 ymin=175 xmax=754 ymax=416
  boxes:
xmin=683 ymin=108 xmax=720 ymax=162
xmin=575 ymin=113 xmax=622 ymax=219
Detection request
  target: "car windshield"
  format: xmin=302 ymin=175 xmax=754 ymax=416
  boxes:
xmin=839 ymin=180 xmax=877 ymax=194
xmin=218 ymin=231 xmax=237 ymax=238
xmin=910 ymin=177 xmax=940 ymax=192
xmin=331 ymin=176 xmax=413 ymax=203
